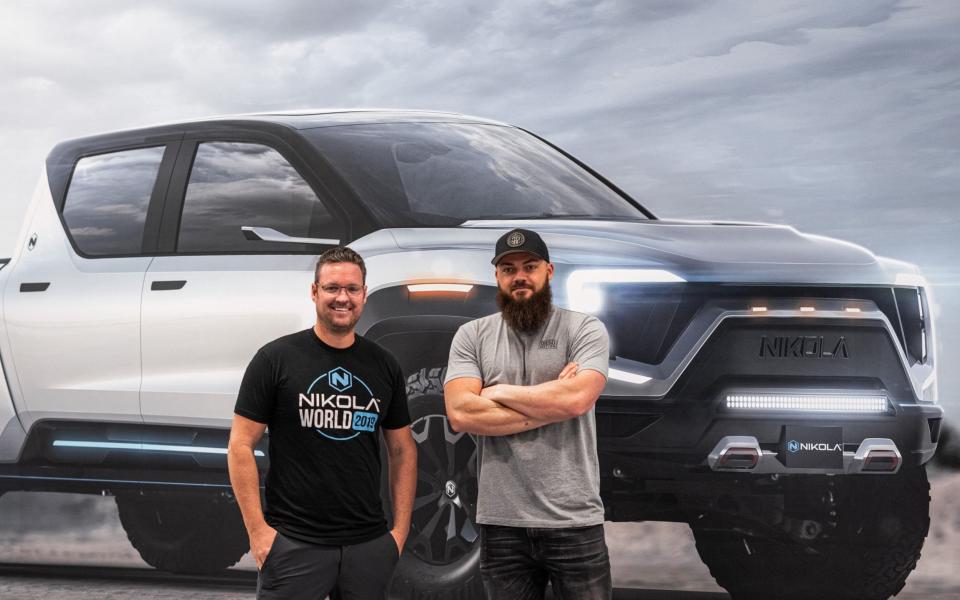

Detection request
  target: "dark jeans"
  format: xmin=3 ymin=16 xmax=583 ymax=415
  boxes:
xmin=480 ymin=524 xmax=612 ymax=600
xmin=256 ymin=531 xmax=399 ymax=600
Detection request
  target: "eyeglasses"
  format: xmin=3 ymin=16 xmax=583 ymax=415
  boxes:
xmin=317 ymin=284 xmax=365 ymax=297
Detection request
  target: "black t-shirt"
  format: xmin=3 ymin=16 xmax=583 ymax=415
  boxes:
xmin=234 ymin=328 xmax=410 ymax=545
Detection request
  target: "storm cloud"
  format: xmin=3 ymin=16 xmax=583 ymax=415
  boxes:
xmin=1 ymin=0 xmax=958 ymax=405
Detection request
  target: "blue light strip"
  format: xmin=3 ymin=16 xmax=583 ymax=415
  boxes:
xmin=52 ymin=440 xmax=265 ymax=457
xmin=0 ymin=474 xmax=239 ymax=488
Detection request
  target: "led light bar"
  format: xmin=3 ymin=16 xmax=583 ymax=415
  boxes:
xmin=407 ymin=283 xmax=474 ymax=294
xmin=608 ymin=368 xmax=652 ymax=385
xmin=53 ymin=440 xmax=265 ymax=457
xmin=726 ymin=394 xmax=888 ymax=413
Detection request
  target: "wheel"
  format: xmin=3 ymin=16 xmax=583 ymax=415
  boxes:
xmin=691 ymin=467 xmax=931 ymax=600
xmin=390 ymin=366 xmax=484 ymax=600
xmin=115 ymin=490 xmax=249 ymax=574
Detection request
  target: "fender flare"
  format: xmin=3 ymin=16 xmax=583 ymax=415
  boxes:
xmin=357 ymin=283 xmax=497 ymax=373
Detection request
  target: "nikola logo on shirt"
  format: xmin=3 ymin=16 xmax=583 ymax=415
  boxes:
xmin=298 ymin=367 xmax=382 ymax=441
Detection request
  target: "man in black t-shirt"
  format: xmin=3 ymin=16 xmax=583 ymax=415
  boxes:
xmin=228 ymin=247 xmax=416 ymax=600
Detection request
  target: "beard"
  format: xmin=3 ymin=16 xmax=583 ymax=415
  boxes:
xmin=497 ymin=281 xmax=553 ymax=333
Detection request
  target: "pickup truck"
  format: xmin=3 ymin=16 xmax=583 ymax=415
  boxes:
xmin=0 ymin=110 xmax=943 ymax=599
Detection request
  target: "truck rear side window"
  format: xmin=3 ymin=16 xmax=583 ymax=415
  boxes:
xmin=62 ymin=146 xmax=164 ymax=256
xmin=177 ymin=142 xmax=337 ymax=253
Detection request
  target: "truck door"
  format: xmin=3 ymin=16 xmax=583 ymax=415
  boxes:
xmin=2 ymin=142 xmax=177 ymax=425
xmin=140 ymin=137 xmax=345 ymax=427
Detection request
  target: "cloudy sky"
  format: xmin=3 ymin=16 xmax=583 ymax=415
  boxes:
xmin=2 ymin=0 xmax=958 ymax=409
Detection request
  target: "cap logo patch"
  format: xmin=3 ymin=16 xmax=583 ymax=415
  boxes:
xmin=507 ymin=232 xmax=525 ymax=247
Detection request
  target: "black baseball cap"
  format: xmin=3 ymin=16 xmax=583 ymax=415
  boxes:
xmin=491 ymin=228 xmax=550 ymax=265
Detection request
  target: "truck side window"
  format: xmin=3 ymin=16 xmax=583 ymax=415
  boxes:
xmin=62 ymin=146 xmax=165 ymax=256
xmin=177 ymin=142 xmax=338 ymax=253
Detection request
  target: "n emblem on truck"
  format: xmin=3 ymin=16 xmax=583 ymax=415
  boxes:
xmin=759 ymin=335 xmax=849 ymax=359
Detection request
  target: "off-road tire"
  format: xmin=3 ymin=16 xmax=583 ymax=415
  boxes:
xmin=389 ymin=366 xmax=484 ymax=600
xmin=116 ymin=490 xmax=249 ymax=574
xmin=691 ymin=467 xmax=931 ymax=600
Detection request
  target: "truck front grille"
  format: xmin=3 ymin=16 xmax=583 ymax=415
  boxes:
xmin=601 ymin=284 xmax=923 ymax=366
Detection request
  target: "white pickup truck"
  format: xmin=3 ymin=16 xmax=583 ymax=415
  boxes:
xmin=0 ymin=109 xmax=944 ymax=600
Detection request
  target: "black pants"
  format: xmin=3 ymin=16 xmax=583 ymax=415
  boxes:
xmin=256 ymin=531 xmax=400 ymax=600
xmin=480 ymin=524 xmax=612 ymax=600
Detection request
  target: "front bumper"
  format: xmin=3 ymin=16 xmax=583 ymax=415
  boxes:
xmin=595 ymin=313 xmax=943 ymax=483
xmin=708 ymin=435 xmax=904 ymax=474
xmin=597 ymin=401 xmax=943 ymax=480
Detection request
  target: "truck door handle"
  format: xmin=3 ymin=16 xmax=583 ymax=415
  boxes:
xmin=150 ymin=280 xmax=187 ymax=291
xmin=20 ymin=282 xmax=50 ymax=292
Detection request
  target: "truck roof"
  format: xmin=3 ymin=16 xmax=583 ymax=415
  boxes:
xmin=55 ymin=109 xmax=509 ymax=148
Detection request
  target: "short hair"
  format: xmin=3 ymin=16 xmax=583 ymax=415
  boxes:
xmin=314 ymin=246 xmax=366 ymax=284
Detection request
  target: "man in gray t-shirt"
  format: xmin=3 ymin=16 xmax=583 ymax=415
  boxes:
xmin=444 ymin=228 xmax=612 ymax=600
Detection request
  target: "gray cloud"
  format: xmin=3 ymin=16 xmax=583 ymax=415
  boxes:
xmin=1 ymin=0 xmax=958 ymax=405
xmin=3 ymin=0 xmax=956 ymax=245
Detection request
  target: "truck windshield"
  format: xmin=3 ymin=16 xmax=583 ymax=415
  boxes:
xmin=303 ymin=122 xmax=647 ymax=227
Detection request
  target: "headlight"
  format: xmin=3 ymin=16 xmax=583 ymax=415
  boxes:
xmin=565 ymin=268 xmax=685 ymax=313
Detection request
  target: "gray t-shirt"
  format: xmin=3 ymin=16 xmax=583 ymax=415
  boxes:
xmin=444 ymin=306 xmax=609 ymax=528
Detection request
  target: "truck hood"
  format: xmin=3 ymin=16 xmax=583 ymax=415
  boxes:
xmin=373 ymin=219 xmax=922 ymax=286
xmin=459 ymin=218 xmax=876 ymax=266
